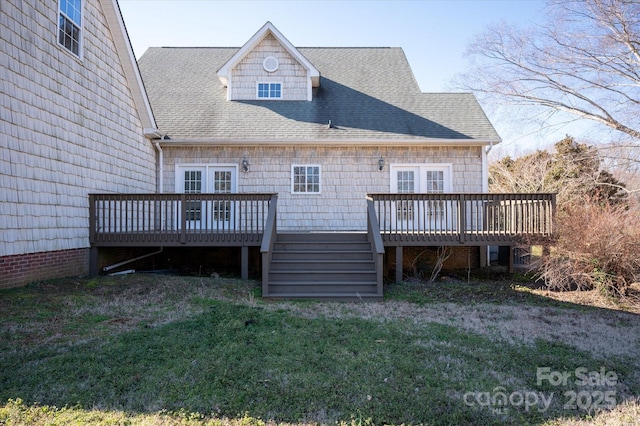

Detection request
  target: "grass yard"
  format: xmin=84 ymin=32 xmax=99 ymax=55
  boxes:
xmin=0 ymin=274 xmax=639 ymax=425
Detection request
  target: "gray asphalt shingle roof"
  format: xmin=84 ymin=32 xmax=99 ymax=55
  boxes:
xmin=138 ymin=46 xmax=501 ymax=142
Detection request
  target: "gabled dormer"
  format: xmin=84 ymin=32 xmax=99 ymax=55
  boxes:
xmin=217 ymin=22 xmax=320 ymax=101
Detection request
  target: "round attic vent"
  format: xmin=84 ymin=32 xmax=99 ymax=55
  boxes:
xmin=263 ymin=56 xmax=279 ymax=72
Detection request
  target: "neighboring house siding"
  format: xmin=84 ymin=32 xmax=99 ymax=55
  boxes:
xmin=230 ymin=34 xmax=308 ymax=101
xmin=162 ymin=145 xmax=482 ymax=231
xmin=0 ymin=0 xmax=156 ymax=287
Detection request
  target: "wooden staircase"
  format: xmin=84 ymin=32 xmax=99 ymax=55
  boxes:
xmin=264 ymin=233 xmax=383 ymax=301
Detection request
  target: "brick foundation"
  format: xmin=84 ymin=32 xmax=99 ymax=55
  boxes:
xmin=0 ymin=248 xmax=90 ymax=289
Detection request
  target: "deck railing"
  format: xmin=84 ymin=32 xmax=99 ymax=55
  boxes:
xmin=260 ymin=195 xmax=278 ymax=296
xmin=366 ymin=197 xmax=385 ymax=296
xmin=89 ymin=193 xmax=277 ymax=246
xmin=367 ymin=193 xmax=555 ymax=244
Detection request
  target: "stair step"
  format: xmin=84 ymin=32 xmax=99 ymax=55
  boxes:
xmin=272 ymin=248 xmax=372 ymax=260
xmin=266 ymin=232 xmax=380 ymax=300
xmin=271 ymin=253 xmax=373 ymax=263
xmin=269 ymin=271 xmax=376 ymax=282
xmin=270 ymin=261 xmax=374 ymax=271
xmin=265 ymin=292 xmax=382 ymax=301
xmin=268 ymin=280 xmax=378 ymax=286
xmin=276 ymin=233 xmax=368 ymax=243
xmin=268 ymin=284 xmax=379 ymax=295
xmin=274 ymin=242 xmax=371 ymax=251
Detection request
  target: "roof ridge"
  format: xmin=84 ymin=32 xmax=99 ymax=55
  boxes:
xmin=151 ymin=46 xmax=399 ymax=50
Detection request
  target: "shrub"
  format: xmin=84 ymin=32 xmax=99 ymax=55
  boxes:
xmin=537 ymin=198 xmax=640 ymax=296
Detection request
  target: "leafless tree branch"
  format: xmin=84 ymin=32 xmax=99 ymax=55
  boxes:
xmin=457 ymin=0 xmax=640 ymax=141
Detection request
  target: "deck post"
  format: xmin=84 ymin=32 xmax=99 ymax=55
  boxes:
xmin=395 ymin=246 xmax=403 ymax=283
xmin=479 ymin=245 xmax=487 ymax=267
xmin=508 ymin=245 xmax=514 ymax=273
xmin=458 ymin=194 xmax=466 ymax=243
xmin=89 ymin=247 xmax=99 ymax=276
xmin=241 ymin=246 xmax=249 ymax=280
xmin=180 ymin=194 xmax=187 ymax=244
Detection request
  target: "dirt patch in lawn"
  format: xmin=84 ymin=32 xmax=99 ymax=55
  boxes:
xmin=259 ymin=296 xmax=640 ymax=363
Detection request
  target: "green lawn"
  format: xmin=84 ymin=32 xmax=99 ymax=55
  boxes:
xmin=0 ymin=275 xmax=638 ymax=425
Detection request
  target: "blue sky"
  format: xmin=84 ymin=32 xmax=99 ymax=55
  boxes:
xmin=119 ymin=0 xmax=551 ymax=154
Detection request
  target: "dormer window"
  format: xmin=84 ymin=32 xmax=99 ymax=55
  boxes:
xmin=257 ymin=83 xmax=282 ymax=99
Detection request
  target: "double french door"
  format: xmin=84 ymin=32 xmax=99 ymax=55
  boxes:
xmin=391 ymin=165 xmax=453 ymax=232
xmin=179 ymin=166 xmax=237 ymax=230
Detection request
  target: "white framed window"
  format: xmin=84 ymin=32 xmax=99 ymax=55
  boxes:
xmin=257 ymin=82 xmax=282 ymax=99
xmin=292 ymin=165 xmax=321 ymax=194
xmin=58 ymin=0 xmax=82 ymax=57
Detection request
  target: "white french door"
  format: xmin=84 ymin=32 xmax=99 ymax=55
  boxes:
xmin=394 ymin=167 xmax=419 ymax=231
xmin=178 ymin=165 xmax=237 ymax=230
xmin=391 ymin=164 xmax=452 ymax=231
xmin=210 ymin=168 xmax=235 ymax=230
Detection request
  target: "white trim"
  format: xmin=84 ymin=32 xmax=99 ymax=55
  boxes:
xmin=482 ymin=146 xmax=489 ymax=193
xmin=291 ymin=164 xmax=322 ymax=194
xmin=158 ymin=138 xmax=500 ymax=147
xmin=154 ymin=142 xmax=163 ymax=193
xmin=99 ymin=0 xmax=159 ymax=134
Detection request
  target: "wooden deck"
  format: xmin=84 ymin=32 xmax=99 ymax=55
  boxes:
xmin=368 ymin=193 xmax=556 ymax=245
xmin=89 ymin=193 xmax=276 ymax=247
xmin=89 ymin=192 xmax=555 ymax=298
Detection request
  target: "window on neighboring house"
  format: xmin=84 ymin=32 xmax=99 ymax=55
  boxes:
xmin=292 ymin=165 xmax=321 ymax=193
xmin=257 ymin=83 xmax=282 ymax=99
xmin=59 ymin=0 xmax=82 ymax=56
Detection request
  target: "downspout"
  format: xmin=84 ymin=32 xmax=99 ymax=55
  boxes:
xmin=103 ymin=247 xmax=164 ymax=272
xmin=155 ymin=142 xmax=163 ymax=193
xmin=482 ymin=140 xmax=494 ymax=193
xmin=483 ymin=140 xmax=495 ymax=266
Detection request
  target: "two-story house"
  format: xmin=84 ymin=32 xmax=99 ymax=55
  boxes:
xmin=89 ymin=22 xmax=554 ymax=299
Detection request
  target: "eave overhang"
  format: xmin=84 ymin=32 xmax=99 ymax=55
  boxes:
xmin=156 ymin=138 xmax=502 ymax=148
xmin=100 ymin=0 xmax=161 ymax=139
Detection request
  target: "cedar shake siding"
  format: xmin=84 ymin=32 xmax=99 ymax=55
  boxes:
xmin=1 ymin=0 xmax=157 ymax=287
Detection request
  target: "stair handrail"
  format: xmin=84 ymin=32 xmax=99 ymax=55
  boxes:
xmin=366 ymin=196 xmax=385 ymax=297
xmin=260 ymin=194 xmax=278 ymax=296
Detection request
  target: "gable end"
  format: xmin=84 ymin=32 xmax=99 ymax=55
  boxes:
xmin=217 ymin=22 xmax=320 ymax=101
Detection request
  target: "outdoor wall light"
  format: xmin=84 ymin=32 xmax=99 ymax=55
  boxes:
xmin=242 ymin=158 xmax=249 ymax=172
xmin=378 ymin=157 xmax=385 ymax=171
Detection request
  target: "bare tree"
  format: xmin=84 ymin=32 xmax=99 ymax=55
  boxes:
xmin=458 ymin=0 xmax=640 ymax=141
